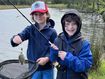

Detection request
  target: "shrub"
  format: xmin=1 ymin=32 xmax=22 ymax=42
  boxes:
xmin=91 ymin=43 xmax=101 ymax=71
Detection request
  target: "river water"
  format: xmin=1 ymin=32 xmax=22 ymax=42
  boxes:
xmin=0 ymin=8 xmax=105 ymax=78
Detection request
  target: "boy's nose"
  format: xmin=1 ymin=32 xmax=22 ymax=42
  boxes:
xmin=68 ymin=25 xmax=72 ymax=30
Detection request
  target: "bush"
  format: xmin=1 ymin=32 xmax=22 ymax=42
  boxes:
xmin=102 ymin=11 xmax=105 ymax=22
xmin=91 ymin=43 xmax=101 ymax=71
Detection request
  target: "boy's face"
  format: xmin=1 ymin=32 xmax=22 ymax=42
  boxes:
xmin=64 ymin=21 xmax=77 ymax=36
xmin=33 ymin=12 xmax=47 ymax=24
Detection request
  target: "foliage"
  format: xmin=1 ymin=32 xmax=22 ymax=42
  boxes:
xmin=91 ymin=44 xmax=101 ymax=70
xmin=89 ymin=22 xmax=102 ymax=71
xmin=89 ymin=60 xmax=105 ymax=79
xmin=50 ymin=0 xmax=63 ymax=4
xmin=102 ymin=12 xmax=105 ymax=22
xmin=49 ymin=0 xmax=105 ymax=15
xmin=1 ymin=0 xmax=105 ymax=14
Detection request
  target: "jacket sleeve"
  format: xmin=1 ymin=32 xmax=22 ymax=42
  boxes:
xmin=10 ymin=35 xmax=20 ymax=47
xmin=18 ymin=26 xmax=31 ymax=41
xmin=11 ymin=26 xmax=30 ymax=47
xmin=63 ymin=40 xmax=93 ymax=72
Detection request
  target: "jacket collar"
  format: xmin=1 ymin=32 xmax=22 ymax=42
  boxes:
xmin=58 ymin=32 xmax=82 ymax=45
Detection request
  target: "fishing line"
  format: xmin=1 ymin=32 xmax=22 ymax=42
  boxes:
xmin=0 ymin=0 xmax=51 ymax=44
xmin=0 ymin=0 xmax=51 ymax=59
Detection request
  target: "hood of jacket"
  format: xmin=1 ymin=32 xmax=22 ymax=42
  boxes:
xmin=61 ymin=9 xmax=82 ymax=39
xmin=47 ymin=19 xmax=55 ymax=28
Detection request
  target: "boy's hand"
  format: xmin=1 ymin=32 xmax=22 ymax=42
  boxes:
xmin=50 ymin=43 xmax=59 ymax=50
xmin=36 ymin=57 xmax=49 ymax=66
xmin=58 ymin=51 xmax=67 ymax=60
xmin=13 ymin=35 xmax=22 ymax=44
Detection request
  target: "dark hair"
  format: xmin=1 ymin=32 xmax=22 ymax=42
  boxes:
xmin=61 ymin=14 xmax=82 ymax=36
xmin=62 ymin=14 xmax=81 ymax=27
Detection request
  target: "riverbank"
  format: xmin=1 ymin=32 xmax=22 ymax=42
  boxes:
xmin=0 ymin=5 xmax=30 ymax=10
xmin=0 ymin=4 xmax=67 ymax=10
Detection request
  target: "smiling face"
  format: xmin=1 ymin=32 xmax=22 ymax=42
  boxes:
xmin=61 ymin=13 xmax=81 ymax=37
xmin=64 ymin=21 xmax=77 ymax=36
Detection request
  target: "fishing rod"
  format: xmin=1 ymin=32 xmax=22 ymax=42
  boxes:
xmin=0 ymin=0 xmax=51 ymax=44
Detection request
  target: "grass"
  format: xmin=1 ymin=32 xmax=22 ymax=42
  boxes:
xmin=0 ymin=4 xmax=67 ymax=10
xmin=89 ymin=60 xmax=105 ymax=79
xmin=0 ymin=5 xmax=30 ymax=10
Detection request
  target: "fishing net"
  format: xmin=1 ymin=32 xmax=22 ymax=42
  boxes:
xmin=0 ymin=60 xmax=38 ymax=79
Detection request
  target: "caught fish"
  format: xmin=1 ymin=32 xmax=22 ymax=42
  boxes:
xmin=18 ymin=48 xmax=25 ymax=65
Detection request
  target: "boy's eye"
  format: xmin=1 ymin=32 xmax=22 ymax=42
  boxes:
xmin=34 ymin=13 xmax=44 ymax=16
xmin=71 ymin=22 xmax=76 ymax=26
xmin=65 ymin=22 xmax=70 ymax=26
xmin=65 ymin=21 xmax=76 ymax=27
